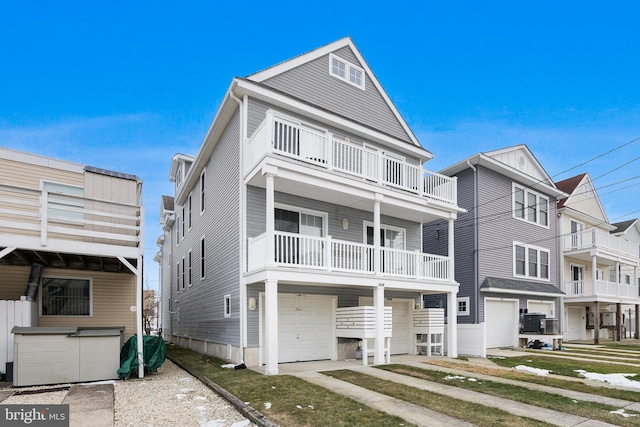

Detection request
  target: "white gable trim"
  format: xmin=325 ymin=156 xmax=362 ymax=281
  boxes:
xmin=562 ymin=173 xmax=609 ymax=224
xmin=247 ymin=37 xmax=422 ymax=149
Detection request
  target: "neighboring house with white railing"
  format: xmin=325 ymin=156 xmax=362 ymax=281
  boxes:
xmin=0 ymin=147 xmax=145 ymax=379
xmin=422 ymin=145 xmax=568 ymax=357
xmin=556 ymin=173 xmax=640 ymax=343
xmin=154 ymin=37 xmax=463 ymax=374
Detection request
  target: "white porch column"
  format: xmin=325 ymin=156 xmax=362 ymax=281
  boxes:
xmin=264 ymin=166 xmax=277 ymax=267
xmin=373 ymin=194 xmax=383 ymax=275
xmin=447 ymin=218 xmax=455 ymax=281
xmin=447 ymin=291 xmax=458 ymax=358
xmin=616 ymin=261 xmax=621 ymax=284
xmin=265 ymin=279 xmax=279 ymax=375
xmin=374 ymin=283 xmax=385 ymax=365
xmin=592 ymin=255 xmax=597 ymax=293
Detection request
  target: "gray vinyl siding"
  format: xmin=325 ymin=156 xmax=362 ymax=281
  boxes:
xmin=246 ymin=97 xmax=419 ymax=165
xmin=170 ymin=110 xmax=241 ymax=345
xmin=260 ymin=46 xmax=414 ymax=145
xmin=476 ymin=166 xmax=560 ymax=323
xmin=246 ymin=186 xmax=422 ymax=251
xmin=246 ymin=283 xmax=421 ymax=347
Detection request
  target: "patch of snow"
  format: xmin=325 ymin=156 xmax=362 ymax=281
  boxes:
xmin=296 ymin=405 xmax=303 ymax=409
xmin=181 ymin=388 xmax=194 ymax=393
xmin=514 ymin=365 xmax=550 ymax=376
xmin=195 ymin=406 xmax=207 ymax=411
xmin=468 ymin=378 xmax=478 ymax=382
xmin=308 ymin=405 xmax=314 ymax=409
xmin=200 ymin=420 xmax=226 ymax=427
xmin=179 ymin=377 xmax=192 ymax=383
xmin=194 ymin=396 xmax=207 ymax=401
xmin=575 ymin=370 xmax=640 ymax=390
xmin=443 ymin=375 xmax=466 ymax=381
xmin=264 ymin=402 xmax=272 ymax=409
xmin=175 ymin=394 xmax=187 ymax=400
xmin=610 ymin=409 xmax=639 ymax=418
xmin=230 ymin=421 xmax=251 ymax=427
xmin=221 ymin=363 xmax=236 ymax=369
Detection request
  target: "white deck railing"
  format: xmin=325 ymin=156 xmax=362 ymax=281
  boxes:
xmin=246 ymin=113 xmax=457 ymax=206
xmin=564 ymin=228 xmax=640 ymax=259
xmin=564 ymin=280 xmax=639 ymax=299
xmin=0 ymin=182 xmax=142 ymax=250
xmin=335 ymin=306 xmax=392 ymax=339
xmin=247 ymin=231 xmax=451 ymax=281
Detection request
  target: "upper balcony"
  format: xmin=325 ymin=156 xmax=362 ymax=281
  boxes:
xmin=564 ymin=280 xmax=639 ymax=302
xmin=246 ymin=112 xmax=457 ymax=208
xmin=563 ymin=228 xmax=640 ymax=264
xmin=0 ymin=182 xmax=143 ymax=260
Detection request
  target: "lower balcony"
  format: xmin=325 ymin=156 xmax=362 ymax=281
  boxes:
xmin=564 ymin=280 xmax=639 ymax=300
xmin=247 ymin=231 xmax=451 ymax=282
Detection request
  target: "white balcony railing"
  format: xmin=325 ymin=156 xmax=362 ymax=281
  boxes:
xmin=246 ymin=113 xmax=457 ymax=206
xmin=247 ymin=231 xmax=451 ymax=282
xmin=564 ymin=280 xmax=639 ymax=299
xmin=0 ymin=182 xmax=142 ymax=250
xmin=564 ymin=228 xmax=640 ymax=259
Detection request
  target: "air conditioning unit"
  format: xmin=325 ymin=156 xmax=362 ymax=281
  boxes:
xmin=522 ymin=313 xmax=545 ymax=333
xmin=601 ymin=312 xmax=616 ymax=327
xmin=543 ymin=318 xmax=559 ymax=335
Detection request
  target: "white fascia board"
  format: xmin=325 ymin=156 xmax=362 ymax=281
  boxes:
xmin=558 ymin=207 xmax=617 ymax=231
xmin=235 ymin=79 xmax=431 ymax=161
xmin=169 ymin=153 xmax=195 ymax=181
xmin=480 ymin=288 xmax=564 ymax=297
xmin=247 ymin=37 xmax=422 ymax=150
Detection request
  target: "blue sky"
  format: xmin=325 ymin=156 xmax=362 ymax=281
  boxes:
xmin=2 ymin=2 xmax=639 ymax=291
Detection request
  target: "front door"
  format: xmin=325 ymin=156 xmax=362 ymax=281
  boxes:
xmin=571 ymin=265 xmax=584 ymax=295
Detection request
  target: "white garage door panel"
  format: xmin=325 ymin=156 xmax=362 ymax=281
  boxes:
xmin=360 ymin=298 xmax=412 ymax=355
xmin=486 ymin=300 xmax=518 ymax=348
xmin=528 ymin=302 xmax=553 ymax=318
xmin=278 ymin=294 xmax=333 ymax=363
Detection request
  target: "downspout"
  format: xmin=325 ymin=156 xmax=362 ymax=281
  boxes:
xmin=229 ymin=89 xmax=247 ymax=364
xmin=467 ymin=160 xmax=479 ymax=325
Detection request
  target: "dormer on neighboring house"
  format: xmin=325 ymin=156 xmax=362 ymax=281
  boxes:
xmin=170 ymin=154 xmax=195 ymax=196
xmin=556 ymin=173 xmax=640 ymax=343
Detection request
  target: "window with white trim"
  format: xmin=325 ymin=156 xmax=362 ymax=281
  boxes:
xmin=188 ymin=250 xmax=192 ymax=286
xmin=41 ymin=277 xmax=91 ymax=316
xmin=176 ymin=262 xmax=180 ymax=292
xmin=181 ymin=256 xmax=185 ymax=290
xmin=329 ymin=53 xmax=365 ymax=90
xmin=200 ymin=169 xmax=206 ymax=213
xmin=181 ymin=206 xmax=185 ymax=239
xmin=188 ymin=194 xmax=192 ymax=230
xmin=514 ymin=243 xmax=550 ymax=280
xmin=200 ymin=236 xmax=206 ymax=279
xmin=224 ymin=294 xmax=231 ymax=318
xmin=42 ymin=181 xmax=84 ymax=222
xmin=457 ymin=297 xmax=470 ymax=316
xmin=176 ymin=212 xmax=180 ymax=244
xmin=513 ymin=184 xmax=549 ymax=227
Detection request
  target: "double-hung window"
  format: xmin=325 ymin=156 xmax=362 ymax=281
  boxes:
xmin=329 ymin=54 xmax=365 ymax=90
xmin=513 ymin=184 xmax=549 ymax=227
xmin=514 ymin=243 xmax=550 ymax=280
xmin=200 ymin=169 xmax=206 ymax=214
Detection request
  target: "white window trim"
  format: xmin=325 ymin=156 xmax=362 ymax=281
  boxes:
xmin=224 ymin=294 xmax=231 ymax=318
xmin=275 ymin=203 xmax=328 ymax=237
xmin=513 ymin=242 xmax=551 ymax=281
xmin=176 ymin=211 xmax=180 ymax=246
xmin=200 ymin=168 xmax=206 ymax=215
xmin=176 ymin=262 xmax=180 ymax=292
xmin=512 ymin=183 xmax=550 ymax=228
xmin=181 ymin=206 xmax=185 ymax=239
xmin=188 ymin=193 xmax=192 ymax=231
xmin=200 ymin=235 xmax=206 ymax=280
xmin=329 ymin=53 xmax=365 ymax=90
xmin=181 ymin=256 xmax=185 ymax=290
xmin=457 ymin=297 xmax=470 ymax=316
xmin=39 ymin=276 xmax=93 ymax=317
xmin=362 ymin=221 xmax=407 ymax=250
xmin=188 ymin=250 xmax=192 ymax=287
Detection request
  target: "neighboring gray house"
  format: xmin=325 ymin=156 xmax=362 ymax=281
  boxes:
xmin=155 ymin=37 xmax=463 ymax=374
xmin=423 ymin=145 xmax=567 ymax=357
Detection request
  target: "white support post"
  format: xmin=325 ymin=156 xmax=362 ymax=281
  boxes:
xmin=447 ymin=291 xmax=457 ymax=358
xmin=592 ymin=255 xmax=597 ymax=293
xmin=41 ymin=190 xmax=48 ymax=246
xmin=265 ymin=279 xmax=279 ymax=375
xmin=374 ymin=283 xmax=385 ymax=365
xmin=264 ymin=167 xmax=277 ymax=267
xmin=448 ymin=218 xmax=455 ymax=281
xmin=119 ymin=255 xmax=144 ymax=378
xmin=373 ymin=194 xmax=382 ymax=275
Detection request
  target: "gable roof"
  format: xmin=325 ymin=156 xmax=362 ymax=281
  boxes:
xmin=554 ymin=173 xmax=609 ymax=225
xmin=439 ymin=144 xmax=566 ymax=198
xmin=555 ymin=173 xmax=587 ymax=208
xmin=611 ymin=218 xmax=639 ymax=234
xmin=246 ymin=37 xmax=423 ymax=151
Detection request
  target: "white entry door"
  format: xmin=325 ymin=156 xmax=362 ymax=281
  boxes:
xmin=360 ymin=297 xmax=412 ymax=354
xmin=566 ymin=307 xmax=585 ymax=341
xmin=485 ymin=299 xmax=518 ymax=348
xmin=272 ymin=294 xmax=334 ymax=363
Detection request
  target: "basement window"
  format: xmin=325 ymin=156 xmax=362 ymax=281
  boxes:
xmin=40 ymin=277 xmax=92 ymax=316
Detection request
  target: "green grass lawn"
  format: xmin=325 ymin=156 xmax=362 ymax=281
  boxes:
xmin=324 ymin=369 xmax=552 ymax=427
xmin=378 ymin=364 xmax=640 ymax=427
xmin=166 ymin=345 xmax=413 ymax=427
xmin=488 ymin=354 xmax=640 ymax=377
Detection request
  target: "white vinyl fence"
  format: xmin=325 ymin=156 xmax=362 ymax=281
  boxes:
xmin=0 ymin=300 xmax=36 ymax=374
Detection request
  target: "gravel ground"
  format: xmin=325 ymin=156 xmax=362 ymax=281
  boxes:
xmin=3 ymin=359 xmax=255 ymax=427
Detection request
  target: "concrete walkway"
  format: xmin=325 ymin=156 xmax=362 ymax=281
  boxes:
xmin=63 ymin=383 xmax=114 ymax=427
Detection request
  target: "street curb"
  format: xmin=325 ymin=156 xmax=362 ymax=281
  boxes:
xmin=167 ymin=355 xmax=279 ymax=427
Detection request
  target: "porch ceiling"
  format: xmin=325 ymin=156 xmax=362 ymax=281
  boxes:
xmin=0 ymin=246 xmax=137 ymax=274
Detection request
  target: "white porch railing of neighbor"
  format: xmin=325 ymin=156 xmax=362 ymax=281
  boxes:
xmin=246 ymin=113 xmax=457 ymax=206
xmin=564 ymin=228 xmax=640 ymax=259
xmin=247 ymin=231 xmax=451 ymax=281
xmin=0 ymin=182 xmax=142 ymax=250
xmin=564 ymin=280 xmax=638 ymax=299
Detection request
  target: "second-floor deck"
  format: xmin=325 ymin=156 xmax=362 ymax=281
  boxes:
xmin=564 ymin=280 xmax=639 ymax=301
xmin=248 ymin=231 xmax=451 ymax=282
xmin=246 ymin=112 xmax=457 ymax=207
xmin=564 ymin=228 xmax=640 ymax=262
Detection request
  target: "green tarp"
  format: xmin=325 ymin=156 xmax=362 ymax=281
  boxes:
xmin=117 ymin=334 xmax=166 ymax=379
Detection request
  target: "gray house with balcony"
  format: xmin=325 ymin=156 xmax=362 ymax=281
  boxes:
xmin=155 ymin=37 xmax=463 ymax=374
xmin=423 ymin=145 xmax=567 ymax=357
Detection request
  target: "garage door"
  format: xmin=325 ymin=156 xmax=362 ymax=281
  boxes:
xmin=277 ymin=294 xmax=334 ymax=363
xmin=360 ymin=298 xmax=412 ymax=354
xmin=485 ymin=300 xmax=518 ymax=348
xmin=528 ymin=301 xmax=554 ymax=318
